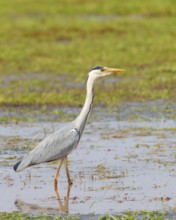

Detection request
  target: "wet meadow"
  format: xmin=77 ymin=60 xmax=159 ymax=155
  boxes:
xmin=0 ymin=0 xmax=176 ymax=219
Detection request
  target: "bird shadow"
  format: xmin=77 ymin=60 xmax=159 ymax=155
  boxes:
xmin=15 ymin=183 xmax=72 ymax=214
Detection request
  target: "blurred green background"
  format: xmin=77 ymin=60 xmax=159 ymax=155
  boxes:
xmin=0 ymin=0 xmax=176 ymax=106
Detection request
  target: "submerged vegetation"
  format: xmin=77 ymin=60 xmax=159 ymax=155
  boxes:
xmin=0 ymin=0 xmax=176 ymax=106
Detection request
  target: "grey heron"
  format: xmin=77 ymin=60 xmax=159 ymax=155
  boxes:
xmin=14 ymin=65 xmax=125 ymax=190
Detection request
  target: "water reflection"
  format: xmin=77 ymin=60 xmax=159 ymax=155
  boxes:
xmin=14 ymin=184 xmax=72 ymax=214
xmin=55 ymin=183 xmax=72 ymax=213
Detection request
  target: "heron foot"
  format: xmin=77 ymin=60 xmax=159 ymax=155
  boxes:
xmin=68 ymin=178 xmax=73 ymax=185
xmin=54 ymin=179 xmax=58 ymax=191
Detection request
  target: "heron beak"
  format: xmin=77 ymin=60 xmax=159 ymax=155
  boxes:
xmin=103 ymin=67 xmax=126 ymax=74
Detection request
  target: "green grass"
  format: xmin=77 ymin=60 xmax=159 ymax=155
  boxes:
xmin=0 ymin=211 xmax=172 ymax=220
xmin=0 ymin=0 xmax=176 ymax=106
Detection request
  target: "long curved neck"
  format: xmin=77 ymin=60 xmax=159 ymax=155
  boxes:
xmin=75 ymin=75 xmax=95 ymax=135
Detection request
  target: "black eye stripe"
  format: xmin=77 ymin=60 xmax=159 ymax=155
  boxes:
xmin=91 ymin=65 xmax=104 ymax=71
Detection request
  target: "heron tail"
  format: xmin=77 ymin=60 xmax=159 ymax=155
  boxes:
xmin=13 ymin=160 xmax=22 ymax=172
xmin=13 ymin=153 xmax=33 ymax=172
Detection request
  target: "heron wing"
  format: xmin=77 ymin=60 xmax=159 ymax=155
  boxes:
xmin=16 ymin=126 xmax=80 ymax=171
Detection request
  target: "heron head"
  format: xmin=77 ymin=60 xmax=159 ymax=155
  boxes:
xmin=88 ymin=65 xmax=126 ymax=79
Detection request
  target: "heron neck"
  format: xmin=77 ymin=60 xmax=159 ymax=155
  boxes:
xmin=75 ymin=75 xmax=95 ymax=134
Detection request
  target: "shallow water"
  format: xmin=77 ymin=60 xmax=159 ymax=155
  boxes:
xmin=0 ymin=107 xmax=176 ymax=216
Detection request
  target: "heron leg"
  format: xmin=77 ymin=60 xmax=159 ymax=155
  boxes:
xmin=54 ymin=158 xmax=64 ymax=191
xmin=64 ymin=157 xmax=73 ymax=185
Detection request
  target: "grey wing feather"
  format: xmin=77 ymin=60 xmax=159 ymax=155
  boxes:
xmin=15 ymin=125 xmax=80 ymax=172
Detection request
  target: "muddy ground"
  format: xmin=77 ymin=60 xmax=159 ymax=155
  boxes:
xmin=0 ymin=101 xmax=176 ymax=218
